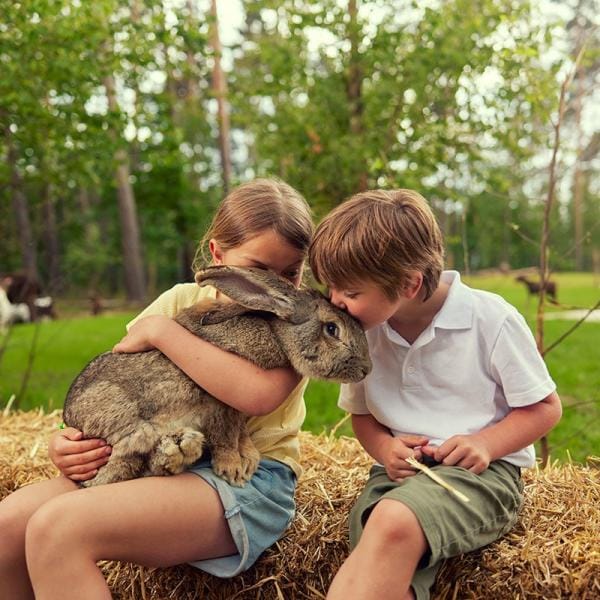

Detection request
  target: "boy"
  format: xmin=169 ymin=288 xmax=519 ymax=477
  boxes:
xmin=308 ymin=189 xmax=562 ymax=600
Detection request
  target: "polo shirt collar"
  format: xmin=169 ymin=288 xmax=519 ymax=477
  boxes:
xmin=381 ymin=270 xmax=472 ymax=347
xmin=431 ymin=270 xmax=473 ymax=330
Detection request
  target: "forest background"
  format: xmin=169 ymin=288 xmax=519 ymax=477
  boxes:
xmin=1 ymin=0 xmax=599 ymax=463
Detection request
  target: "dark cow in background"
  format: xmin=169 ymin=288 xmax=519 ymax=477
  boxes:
xmin=515 ymin=274 xmax=558 ymax=302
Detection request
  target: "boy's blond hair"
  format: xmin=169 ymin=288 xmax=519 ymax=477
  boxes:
xmin=309 ymin=189 xmax=444 ymax=301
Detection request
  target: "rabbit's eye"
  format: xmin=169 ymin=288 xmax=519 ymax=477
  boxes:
xmin=324 ymin=322 xmax=340 ymax=338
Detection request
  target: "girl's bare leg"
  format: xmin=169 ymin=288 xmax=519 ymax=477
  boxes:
xmin=25 ymin=473 xmax=236 ymax=600
xmin=0 ymin=476 xmax=79 ymax=600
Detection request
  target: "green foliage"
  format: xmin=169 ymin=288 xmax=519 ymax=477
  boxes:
xmin=1 ymin=0 xmax=220 ymax=291
xmin=1 ymin=0 xmax=598 ymax=294
xmin=230 ymin=0 xmax=562 ymax=220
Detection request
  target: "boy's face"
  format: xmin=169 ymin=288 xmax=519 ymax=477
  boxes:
xmin=328 ymin=281 xmax=404 ymax=331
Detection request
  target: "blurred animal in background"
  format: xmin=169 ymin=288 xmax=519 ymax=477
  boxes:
xmin=1 ymin=272 xmax=57 ymax=324
xmin=0 ymin=276 xmax=30 ymax=332
xmin=515 ymin=274 xmax=557 ymax=303
xmin=89 ymin=293 xmax=104 ymax=316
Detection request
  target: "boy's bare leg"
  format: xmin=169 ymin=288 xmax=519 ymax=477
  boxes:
xmin=0 ymin=476 xmax=79 ymax=600
xmin=24 ymin=472 xmax=236 ymax=600
xmin=327 ymin=499 xmax=427 ymax=600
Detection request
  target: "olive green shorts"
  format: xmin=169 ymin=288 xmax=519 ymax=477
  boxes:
xmin=349 ymin=460 xmax=523 ymax=600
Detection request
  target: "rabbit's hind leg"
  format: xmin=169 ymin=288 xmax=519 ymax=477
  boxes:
xmin=147 ymin=428 xmax=205 ymax=476
xmin=211 ymin=445 xmax=250 ymax=487
xmin=204 ymin=405 xmax=254 ymax=486
xmin=210 ymin=426 xmax=258 ymax=487
xmin=82 ymin=453 xmax=145 ymax=487
xmin=238 ymin=429 xmax=260 ymax=481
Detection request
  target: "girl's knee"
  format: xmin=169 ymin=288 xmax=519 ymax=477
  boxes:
xmin=25 ymin=497 xmax=74 ymax=566
xmin=25 ymin=504 xmax=55 ymax=558
xmin=0 ymin=498 xmax=31 ymax=560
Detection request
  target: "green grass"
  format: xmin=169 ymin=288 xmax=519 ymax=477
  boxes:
xmin=1 ymin=272 xmax=599 ymax=464
xmin=0 ymin=312 xmax=137 ymax=411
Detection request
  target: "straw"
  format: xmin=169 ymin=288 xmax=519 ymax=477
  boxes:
xmin=1 ymin=409 xmax=598 ymax=599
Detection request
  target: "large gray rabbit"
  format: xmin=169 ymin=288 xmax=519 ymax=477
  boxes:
xmin=63 ymin=266 xmax=372 ymax=487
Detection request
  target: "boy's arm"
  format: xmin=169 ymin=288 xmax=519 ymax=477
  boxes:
xmin=352 ymin=413 xmax=429 ymax=481
xmin=113 ymin=314 xmax=301 ymax=417
xmin=423 ymin=391 xmax=562 ymax=473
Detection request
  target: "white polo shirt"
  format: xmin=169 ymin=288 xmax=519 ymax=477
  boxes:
xmin=339 ymin=271 xmax=556 ymax=468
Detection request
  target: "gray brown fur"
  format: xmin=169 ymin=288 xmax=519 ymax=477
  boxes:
xmin=63 ymin=266 xmax=372 ymax=487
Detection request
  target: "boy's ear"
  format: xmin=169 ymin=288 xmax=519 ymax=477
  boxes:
xmin=208 ymin=239 xmax=224 ymax=265
xmin=404 ymin=272 xmax=423 ymax=299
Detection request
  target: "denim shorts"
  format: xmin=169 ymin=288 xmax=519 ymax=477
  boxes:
xmin=187 ymin=457 xmax=296 ymax=578
xmin=349 ymin=460 xmax=523 ymax=600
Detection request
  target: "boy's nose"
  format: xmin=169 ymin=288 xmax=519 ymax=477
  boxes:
xmin=329 ymin=290 xmax=346 ymax=311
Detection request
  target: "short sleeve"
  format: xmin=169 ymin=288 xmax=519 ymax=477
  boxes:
xmin=127 ymin=283 xmax=211 ymax=330
xmin=338 ymin=381 xmax=370 ymax=414
xmin=489 ymin=311 xmax=556 ymax=407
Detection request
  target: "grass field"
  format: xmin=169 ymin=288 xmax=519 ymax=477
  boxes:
xmin=1 ymin=272 xmax=598 ymax=464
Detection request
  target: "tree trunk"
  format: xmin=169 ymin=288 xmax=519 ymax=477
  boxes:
xmin=209 ymin=0 xmax=232 ymax=193
xmin=186 ymin=0 xmax=201 ymax=104
xmin=347 ymin=0 xmax=367 ymax=191
xmin=78 ymin=188 xmax=104 ymax=294
xmin=573 ymin=67 xmax=585 ymax=270
xmin=104 ymin=74 xmax=146 ymax=302
xmin=41 ymin=183 xmax=61 ymax=293
xmin=7 ymin=133 xmax=38 ymax=280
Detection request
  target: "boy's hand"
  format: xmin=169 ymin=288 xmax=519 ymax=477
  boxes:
xmin=421 ymin=434 xmax=491 ymax=474
xmin=112 ymin=315 xmax=169 ymax=353
xmin=381 ymin=434 xmax=429 ymax=481
xmin=49 ymin=427 xmax=112 ymax=482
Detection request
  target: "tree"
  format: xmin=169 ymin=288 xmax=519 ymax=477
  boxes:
xmin=209 ymin=0 xmax=233 ymax=193
xmin=231 ymin=0 xmax=560 ymax=233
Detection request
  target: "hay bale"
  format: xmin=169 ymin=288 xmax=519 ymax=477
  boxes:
xmin=1 ymin=410 xmax=598 ymax=599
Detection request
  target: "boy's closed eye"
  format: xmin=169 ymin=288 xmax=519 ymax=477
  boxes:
xmin=328 ymin=288 xmax=360 ymax=300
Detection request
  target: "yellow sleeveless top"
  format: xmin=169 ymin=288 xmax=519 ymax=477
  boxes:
xmin=128 ymin=283 xmax=307 ymax=477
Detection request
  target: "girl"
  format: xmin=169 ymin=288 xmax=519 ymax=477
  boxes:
xmin=0 ymin=178 xmax=314 ymax=600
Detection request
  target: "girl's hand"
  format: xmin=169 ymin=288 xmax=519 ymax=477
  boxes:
xmin=381 ymin=434 xmax=429 ymax=481
xmin=112 ymin=315 xmax=170 ymax=353
xmin=421 ymin=434 xmax=491 ymax=474
xmin=48 ymin=427 xmax=112 ymax=482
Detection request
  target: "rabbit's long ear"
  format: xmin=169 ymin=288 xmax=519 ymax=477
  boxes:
xmin=195 ymin=266 xmax=299 ymax=319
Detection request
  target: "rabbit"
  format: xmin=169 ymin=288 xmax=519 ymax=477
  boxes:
xmin=62 ymin=266 xmax=372 ymax=488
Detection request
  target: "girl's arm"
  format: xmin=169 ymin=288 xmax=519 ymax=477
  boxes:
xmin=113 ymin=314 xmax=301 ymax=416
xmin=422 ymin=391 xmax=562 ymax=472
xmin=48 ymin=427 xmax=112 ymax=481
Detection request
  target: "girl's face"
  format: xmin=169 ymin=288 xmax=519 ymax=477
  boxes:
xmin=209 ymin=229 xmax=305 ymax=288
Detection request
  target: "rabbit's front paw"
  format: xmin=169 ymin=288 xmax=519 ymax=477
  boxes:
xmin=150 ymin=429 xmax=205 ymax=476
xmin=211 ymin=448 xmax=250 ymax=487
